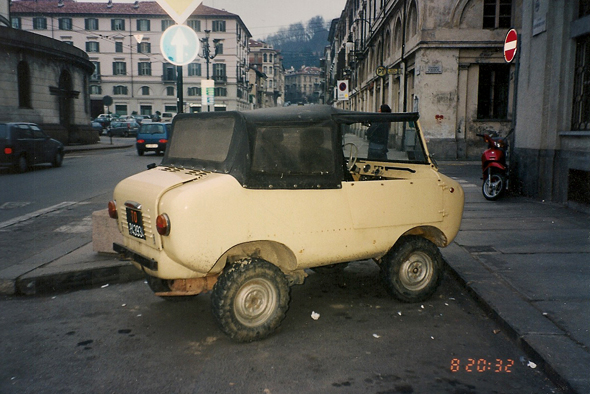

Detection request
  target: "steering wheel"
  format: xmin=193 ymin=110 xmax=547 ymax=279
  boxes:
xmin=342 ymin=142 xmax=358 ymax=171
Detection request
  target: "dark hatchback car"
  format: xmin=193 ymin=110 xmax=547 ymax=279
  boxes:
xmin=0 ymin=122 xmax=64 ymax=173
xmin=136 ymin=123 xmax=171 ymax=155
xmin=108 ymin=121 xmax=140 ymax=137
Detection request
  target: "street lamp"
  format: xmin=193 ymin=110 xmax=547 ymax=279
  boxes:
xmin=199 ymin=30 xmax=221 ymax=112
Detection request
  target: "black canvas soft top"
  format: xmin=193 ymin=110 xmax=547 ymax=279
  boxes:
xmin=164 ymin=105 xmax=421 ymax=189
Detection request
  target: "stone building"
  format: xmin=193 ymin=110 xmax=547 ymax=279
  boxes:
xmin=1 ymin=3 xmax=96 ymax=144
xmin=248 ymin=39 xmax=285 ymax=108
xmin=512 ymin=0 xmax=590 ymax=210
xmin=285 ymin=66 xmax=322 ymax=105
xmin=10 ymin=0 xmax=251 ymax=116
xmin=327 ymin=0 xmax=522 ymax=160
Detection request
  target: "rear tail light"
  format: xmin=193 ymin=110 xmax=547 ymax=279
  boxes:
xmin=108 ymin=200 xmax=118 ymax=219
xmin=159 ymin=139 xmax=168 ymax=144
xmin=4 ymin=147 xmax=13 ymax=155
xmin=137 ymin=139 xmax=145 ymax=143
xmin=156 ymin=213 xmax=171 ymax=236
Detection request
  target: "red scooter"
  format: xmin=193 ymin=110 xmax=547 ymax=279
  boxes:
xmin=477 ymin=132 xmax=509 ymax=200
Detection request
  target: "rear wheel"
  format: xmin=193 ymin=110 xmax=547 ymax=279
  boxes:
xmin=482 ymin=170 xmax=506 ymax=200
xmin=211 ymin=258 xmax=290 ymax=342
xmin=380 ymin=236 xmax=443 ymax=303
xmin=15 ymin=155 xmax=28 ymax=173
xmin=137 ymin=149 xmax=144 ymax=156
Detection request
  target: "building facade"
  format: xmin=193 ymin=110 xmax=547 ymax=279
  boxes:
xmin=1 ymin=6 xmax=96 ymax=144
xmin=285 ymin=66 xmax=322 ymax=105
xmin=328 ymin=0 xmax=522 ymax=160
xmin=10 ymin=0 xmax=251 ymax=117
xmin=248 ymin=39 xmax=285 ymax=108
xmin=512 ymin=0 xmax=590 ymax=211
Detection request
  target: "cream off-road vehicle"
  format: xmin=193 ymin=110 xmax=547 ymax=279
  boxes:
xmin=109 ymin=105 xmax=464 ymax=342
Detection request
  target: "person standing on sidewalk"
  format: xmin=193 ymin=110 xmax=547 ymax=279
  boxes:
xmin=366 ymin=104 xmax=391 ymax=160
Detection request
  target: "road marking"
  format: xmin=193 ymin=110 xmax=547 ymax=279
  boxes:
xmin=0 ymin=202 xmax=31 ymax=210
xmin=0 ymin=202 xmax=77 ymax=229
xmin=54 ymin=216 xmax=92 ymax=233
xmin=451 ymin=177 xmax=478 ymax=188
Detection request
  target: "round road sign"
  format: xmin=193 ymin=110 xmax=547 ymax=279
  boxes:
xmin=504 ymin=29 xmax=518 ymax=63
xmin=160 ymin=24 xmax=200 ymax=66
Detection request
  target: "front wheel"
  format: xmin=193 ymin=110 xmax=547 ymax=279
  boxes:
xmin=52 ymin=151 xmax=63 ymax=167
xmin=482 ymin=170 xmax=506 ymax=200
xmin=211 ymin=258 xmax=290 ymax=342
xmin=380 ymin=236 xmax=443 ymax=303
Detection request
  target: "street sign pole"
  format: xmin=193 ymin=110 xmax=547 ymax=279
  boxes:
xmin=504 ymin=28 xmax=520 ymax=184
xmin=177 ymin=65 xmax=183 ymax=114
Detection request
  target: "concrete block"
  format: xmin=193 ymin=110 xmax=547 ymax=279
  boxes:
xmin=92 ymin=209 xmax=123 ymax=254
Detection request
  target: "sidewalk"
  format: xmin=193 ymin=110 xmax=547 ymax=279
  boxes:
xmin=440 ymin=173 xmax=590 ymax=394
xmin=2 ymin=155 xmax=588 ymax=392
xmin=64 ymin=135 xmax=134 ymax=153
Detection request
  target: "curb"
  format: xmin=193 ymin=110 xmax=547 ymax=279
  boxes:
xmin=15 ymin=260 xmax=144 ymax=295
xmin=64 ymin=143 xmax=133 ymax=153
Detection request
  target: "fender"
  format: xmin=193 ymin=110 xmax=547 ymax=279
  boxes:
xmin=482 ymin=161 xmax=506 ymax=174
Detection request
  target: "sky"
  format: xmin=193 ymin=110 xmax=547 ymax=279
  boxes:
xmin=202 ymin=0 xmax=347 ymax=38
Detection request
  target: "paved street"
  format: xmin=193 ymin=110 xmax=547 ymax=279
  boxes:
xmin=1 ymin=144 xmax=588 ymax=392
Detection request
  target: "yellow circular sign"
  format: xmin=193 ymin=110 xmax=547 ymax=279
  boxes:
xmin=376 ymin=66 xmax=387 ymax=77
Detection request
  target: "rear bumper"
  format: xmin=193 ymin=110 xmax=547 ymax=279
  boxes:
xmin=113 ymin=242 xmax=158 ymax=271
xmin=136 ymin=142 xmax=167 ymax=151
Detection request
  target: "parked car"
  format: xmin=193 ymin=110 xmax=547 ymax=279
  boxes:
xmin=110 ymin=105 xmax=465 ymax=342
xmin=93 ymin=114 xmax=113 ymax=129
xmin=107 ymin=120 xmax=140 ymax=137
xmin=0 ymin=122 xmax=64 ymax=173
xmin=135 ymin=122 xmax=171 ymax=155
xmin=91 ymin=121 xmax=104 ymax=135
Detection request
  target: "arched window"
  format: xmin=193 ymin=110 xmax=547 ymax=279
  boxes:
xmin=407 ymin=1 xmax=418 ymax=38
xmin=384 ymin=30 xmax=391 ymax=59
xmin=17 ymin=61 xmax=32 ymax=108
xmin=394 ymin=17 xmax=403 ymax=53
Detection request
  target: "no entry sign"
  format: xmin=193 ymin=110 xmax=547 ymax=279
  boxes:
xmin=504 ymin=29 xmax=518 ymax=63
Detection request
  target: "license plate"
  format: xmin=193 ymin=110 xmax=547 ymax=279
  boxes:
xmin=146 ymin=144 xmax=158 ymax=148
xmin=126 ymin=208 xmax=146 ymax=239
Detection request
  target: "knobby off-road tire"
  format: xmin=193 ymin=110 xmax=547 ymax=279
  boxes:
xmin=482 ymin=169 xmax=506 ymax=201
xmin=381 ymin=236 xmax=444 ymax=303
xmin=211 ymin=258 xmax=290 ymax=343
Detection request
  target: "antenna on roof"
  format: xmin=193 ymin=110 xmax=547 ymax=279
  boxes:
xmin=133 ymin=1 xmax=139 ymax=9
xmin=107 ymin=0 xmax=113 ymax=8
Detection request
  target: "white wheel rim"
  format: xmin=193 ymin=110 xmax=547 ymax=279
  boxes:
xmin=399 ymin=251 xmax=433 ymax=291
xmin=234 ymin=278 xmax=278 ymax=327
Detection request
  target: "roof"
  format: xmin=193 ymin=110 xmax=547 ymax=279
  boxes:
xmin=11 ymin=0 xmax=234 ymax=16
xmin=238 ymin=104 xmax=419 ymax=125
xmin=11 ymin=0 xmax=252 ymax=37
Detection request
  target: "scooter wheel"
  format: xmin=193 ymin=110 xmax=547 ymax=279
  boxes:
xmin=482 ymin=170 xmax=506 ymax=200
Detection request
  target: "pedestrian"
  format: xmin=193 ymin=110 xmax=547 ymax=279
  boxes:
xmin=366 ymin=104 xmax=391 ymax=160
